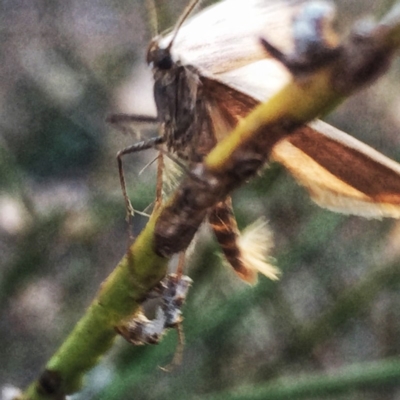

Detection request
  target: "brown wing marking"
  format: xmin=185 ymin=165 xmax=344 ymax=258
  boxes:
xmin=201 ymin=76 xmax=259 ymax=141
xmin=209 ymin=198 xmax=255 ymax=283
xmin=272 ymin=121 xmax=400 ymax=217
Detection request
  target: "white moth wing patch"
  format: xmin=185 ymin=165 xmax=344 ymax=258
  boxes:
xmin=214 ymin=59 xmax=292 ymax=102
xmin=159 ymin=0 xmax=304 ymax=75
xmin=158 ymin=0 xmax=300 ymax=112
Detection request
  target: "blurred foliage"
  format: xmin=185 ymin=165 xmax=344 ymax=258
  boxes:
xmin=1 ymin=1 xmax=400 ymax=399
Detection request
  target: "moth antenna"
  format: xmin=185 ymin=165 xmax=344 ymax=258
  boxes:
xmin=145 ymin=0 xmax=159 ymax=36
xmin=176 ymin=252 xmax=186 ymax=278
xmin=166 ymin=0 xmax=202 ymax=51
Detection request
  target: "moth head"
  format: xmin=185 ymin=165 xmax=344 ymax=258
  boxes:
xmin=146 ymin=38 xmax=173 ymax=70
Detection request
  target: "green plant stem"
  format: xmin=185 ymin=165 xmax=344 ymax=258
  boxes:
xmin=21 ymin=213 xmax=167 ymax=400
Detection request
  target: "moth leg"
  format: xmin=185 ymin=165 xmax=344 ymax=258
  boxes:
xmin=117 ymin=137 xmax=165 ymax=232
xmin=209 ymin=197 xmax=279 ymax=284
xmin=176 ymin=252 xmax=186 ymax=277
xmin=159 ymin=321 xmax=185 ymax=372
xmin=106 ymin=113 xmax=158 ymax=135
xmin=107 ymin=113 xmax=164 ymax=233
xmin=159 ymin=272 xmax=190 ymax=371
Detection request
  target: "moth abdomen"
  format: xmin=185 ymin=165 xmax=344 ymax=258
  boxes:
xmin=209 ymin=198 xmax=279 ymax=284
xmin=209 ymin=199 xmax=255 ymax=283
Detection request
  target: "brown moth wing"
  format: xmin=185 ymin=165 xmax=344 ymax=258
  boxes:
xmin=272 ymin=121 xmax=400 ymax=218
xmin=202 ymin=76 xmax=287 ymax=151
xmin=202 ymin=76 xmax=400 ymax=218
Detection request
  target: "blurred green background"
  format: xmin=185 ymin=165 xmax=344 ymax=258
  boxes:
xmin=1 ymin=1 xmax=400 ymax=399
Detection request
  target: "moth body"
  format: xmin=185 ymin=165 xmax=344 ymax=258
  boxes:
xmin=118 ymin=0 xmax=400 ymax=283
xmin=145 ymin=1 xmax=281 ymax=283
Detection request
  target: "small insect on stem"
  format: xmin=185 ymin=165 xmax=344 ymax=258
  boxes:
xmin=115 ymin=273 xmax=192 ymax=368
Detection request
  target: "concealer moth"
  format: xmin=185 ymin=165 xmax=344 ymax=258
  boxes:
xmin=113 ymin=0 xmax=400 ymax=283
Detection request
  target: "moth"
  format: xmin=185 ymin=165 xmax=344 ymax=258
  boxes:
xmin=113 ymin=0 xmax=400 ymax=283
xmin=116 ymin=273 xmax=192 ymax=346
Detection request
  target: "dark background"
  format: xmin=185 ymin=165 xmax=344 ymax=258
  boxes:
xmin=1 ymin=1 xmax=400 ymax=399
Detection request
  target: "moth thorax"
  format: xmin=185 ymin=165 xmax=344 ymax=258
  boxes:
xmin=146 ymin=39 xmax=173 ymax=70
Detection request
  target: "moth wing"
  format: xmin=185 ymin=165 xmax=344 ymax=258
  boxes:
xmin=160 ymin=0 xmax=304 ymax=75
xmin=167 ymin=0 xmax=400 ymax=218
xmin=214 ymin=59 xmax=292 ymax=103
xmin=202 ymin=77 xmax=400 ymax=219
xmin=272 ymin=121 xmax=400 ymax=218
